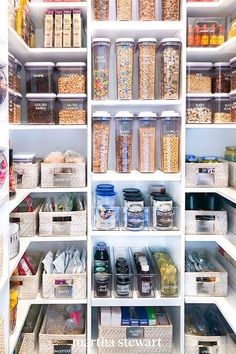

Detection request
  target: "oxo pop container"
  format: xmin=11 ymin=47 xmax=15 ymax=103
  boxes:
xmin=56 ymin=62 xmax=87 ymax=94
xmin=57 ymin=94 xmax=87 ymax=125
xmin=25 ymin=62 xmax=55 ymax=93
xmin=186 ymin=94 xmax=213 ymax=124
xmin=138 ymin=0 xmax=155 ymax=21
xmin=212 ymin=62 xmax=231 ymax=93
xmin=186 ymin=62 xmax=213 ymax=94
xmin=212 ymin=93 xmax=231 ymax=123
xmin=116 ymin=0 xmax=132 ymax=20
xmin=26 ymin=93 xmax=56 ymax=125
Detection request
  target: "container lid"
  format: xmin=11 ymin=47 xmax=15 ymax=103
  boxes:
xmin=57 ymin=93 xmax=87 ymax=99
xmin=9 ymin=222 xmax=19 ymax=235
xmin=225 ymin=146 xmax=236 ymax=150
xmin=96 ymin=184 xmax=114 ymax=191
xmin=213 ymin=62 xmax=230 ymax=68
xmin=202 ymin=156 xmax=218 ymax=160
xmin=160 ymin=111 xmax=180 ymax=118
xmin=186 ymin=157 xmax=198 ymax=162
xmin=8 ymin=89 xmax=22 ymax=98
xmin=93 ymin=111 xmax=111 ymax=118
xmin=152 ymin=195 xmax=172 ymax=201
xmin=25 ymin=62 xmax=55 ymax=67
xmin=230 ymin=57 xmax=236 ymax=65
xmin=213 ymin=93 xmax=230 ymax=98
xmin=158 ymin=38 xmax=181 ymax=45
xmin=26 ymin=93 xmax=56 ymax=99
xmin=230 ymin=90 xmax=236 ymax=96
xmin=123 ymin=188 xmax=140 ymax=193
xmin=115 ymin=111 xmax=134 ymax=118
xmin=137 ymin=38 xmax=157 ymax=43
xmin=92 ymin=38 xmax=111 ymax=43
xmin=186 ymin=93 xmax=213 ymax=99
xmin=187 ymin=62 xmax=213 ymax=68
xmin=56 ymin=62 xmax=86 ymax=67
xmin=115 ymin=38 xmax=135 ymax=43
xmin=138 ymin=112 xmax=157 ymax=119
xmin=124 ymin=195 xmax=144 ymax=201
xmin=141 ymin=264 xmax=149 ymax=272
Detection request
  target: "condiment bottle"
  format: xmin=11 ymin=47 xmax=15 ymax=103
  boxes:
xmin=201 ymin=24 xmax=209 ymax=47
xmin=94 ymin=242 xmax=109 ymax=271
xmin=188 ymin=24 xmax=194 ymax=47
xmin=210 ymin=24 xmax=217 ymax=47
xmin=194 ymin=25 xmax=201 ymax=47
xmin=139 ymin=264 xmax=152 ymax=296
xmin=9 ymin=148 xmax=16 ymax=199
xmin=217 ymin=24 xmax=224 ymax=46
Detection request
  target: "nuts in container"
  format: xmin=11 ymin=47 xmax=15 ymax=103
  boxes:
xmin=186 ymin=94 xmax=213 ymax=124
xmin=213 ymin=94 xmax=231 ymax=123
xmin=138 ymin=0 xmax=155 ymax=21
xmin=116 ymin=0 xmax=132 ymax=20
xmin=9 ymin=91 xmax=22 ymax=124
xmin=187 ymin=62 xmax=213 ymax=94
xmin=56 ymin=62 xmax=86 ymax=94
xmin=57 ymin=94 xmax=87 ymax=125
xmin=162 ymin=0 xmax=180 ymax=21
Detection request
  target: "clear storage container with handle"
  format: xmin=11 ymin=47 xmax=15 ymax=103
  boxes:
xmin=25 ymin=62 xmax=55 ymax=93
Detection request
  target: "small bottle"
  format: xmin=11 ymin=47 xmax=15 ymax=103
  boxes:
xmin=210 ymin=24 xmax=217 ymax=47
xmin=194 ymin=25 xmax=201 ymax=47
xmin=201 ymin=24 xmax=209 ymax=47
xmin=217 ymin=24 xmax=225 ymax=46
xmin=139 ymin=264 xmax=152 ymax=296
xmin=187 ymin=24 xmax=194 ymax=47
xmin=9 ymin=148 xmax=16 ymax=199
xmin=94 ymin=242 xmax=109 ymax=271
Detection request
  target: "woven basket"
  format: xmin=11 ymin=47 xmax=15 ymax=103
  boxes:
xmin=217 ymin=252 xmax=236 ymax=293
xmin=222 ymin=200 xmax=236 ymax=235
xmin=227 ymin=334 xmax=236 ymax=354
xmin=14 ymin=161 xmax=40 ymax=189
xmin=227 ymin=160 xmax=236 ymax=188
xmin=185 ymin=210 xmax=227 ymax=235
xmin=10 ymin=202 xmax=42 ymax=237
xmin=39 ymin=204 xmax=87 ymax=237
xmin=185 ymin=255 xmax=228 ymax=296
xmin=11 ymin=253 xmax=43 ymax=299
xmin=42 ymin=272 xmax=86 ymax=299
xmin=185 ymin=161 xmax=229 ymax=188
xmin=41 ymin=162 xmax=86 ymax=188
xmin=0 ymin=318 xmax=5 ymax=354
xmin=185 ymin=333 xmax=227 ymax=354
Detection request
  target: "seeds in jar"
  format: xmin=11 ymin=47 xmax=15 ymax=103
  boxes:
xmin=162 ymin=0 xmax=179 ymax=21
xmin=116 ymin=134 xmax=133 ymax=173
xmin=93 ymin=70 xmax=109 ymax=100
xmin=58 ymin=74 xmax=86 ymax=94
xmin=161 ymin=134 xmax=179 ymax=173
xmin=138 ymin=126 xmax=155 ymax=172
xmin=93 ymin=122 xmax=110 ymax=173
xmin=139 ymin=0 xmax=155 ymax=21
xmin=186 ymin=107 xmax=212 ymax=124
xmin=94 ymin=0 xmax=109 ymax=20
xmin=116 ymin=43 xmax=134 ymax=100
xmin=187 ymin=74 xmax=211 ymax=94
xmin=138 ymin=41 xmax=156 ymax=100
xmin=213 ymin=112 xmax=231 ymax=123
xmin=116 ymin=0 xmax=132 ymax=20
xmin=161 ymin=47 xmax=180 ymax=99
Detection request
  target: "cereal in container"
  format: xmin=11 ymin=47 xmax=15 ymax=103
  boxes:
xmin=56 ymin=62 xmax=86 ymax=94
xmin=116 ymin=0 xmax=132 ymax=20
xmin=138 ymin=0 xmax=155 ymax=21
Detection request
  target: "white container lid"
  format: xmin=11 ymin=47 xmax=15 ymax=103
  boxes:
xmin=56 ymin=62 xmax=86 ymax=67
xmin=138 ymin=112 xmax=157 ymax=118
xmin=141 ymin=264 xmax=149 ymax=272
xmin=186 ymin=93 xmax=213 ymax=99
xmin=137 ymin=38 xmax=157 ymax=43
xmin=230 ymin=90 xmax=236 ymax=96
xmin=213 ymin=93 xmax=230 ymax=98
xmin=93 ymin=111 xmax=111 ymax=118
xmin=230 ymin=57 xmax=236 ymax=65
xmin=8 ymin=89 xmax=22 ymax=98
xmin=25 ymin=62 xmax=55 ymax=67
xmin=187 ymin=62 xmax=213 ymax=68
xmin=26 ymin=93 xmax=56 ymax=99
xmin=214 ymin=62 xmax=230 ymax=67
xmin=160 ymin=111 xmax=180 ymax=118
xmin=115 ymin=111 xmax=134 ymax=118
xmin=92 ymin=38 xmax=111 ymax=43
xmin=115 ymin=38 xmax=135 ymax=43
xmin=14 ymin=153 xmax=36 ymax=160
xmin=158 ymin=38 xmax=181 ymax=45
xmin=57 ymin=94 xmax=87 ymax=99
xmin=9 ymin=222 xmax=19 ymax=235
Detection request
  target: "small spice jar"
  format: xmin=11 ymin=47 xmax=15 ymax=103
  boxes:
xmin=93 ymin=0 xmax=109 ymax=20
xmin=92 ymin=38 xmax=111 ymax=100
xmin=9 ymin=91 xmax=22 ymax=124
xmin=57 ymin=94 xmax=87 ymax=125
xmin=26 ymin=93 xmax=56 ymax=124
xmin=158 ymin=38 xmax=181 ymax=100
xmin=225 ymin=146 xmax=236 ymax=162
xmin=186 ymin=94 xmax=213 ymax=124
xmin=115 ymin=38 xmax=135 ymax=100
xmin=212 ymin=93 xmax=231 ymax=123
xmin=138 ymin=0 xmax=155 ymax=21
xmin=212 ymin=62 xmax=231 ymax=93
xmin=230 ymin=90 xmax=236 ymax=122
xmin=56 ymin=62 xmax=86 ymax=94
xmin=230 ymin=57 xmax=236 ymax=91
xmin=138 ymin=112 xmax=156 ymax=173
xmin=92 ymin=111 xmax=111 ymax=173
xmin=115 ymin=112 xmax=134 ymax=173
xmin=0 ymin=64 xmax=7 ymax=105
xmin=137 ymin=38 xmax=157 ymax=100
xmin=186 ymin=62 xmax=213 ymax=94
xmin=116 ymin=0 xmax=132 ymax=20
xmin=95 ymin=272 xmax=110 ymax=297
xmin=162 ymin=0 xmax=180 ymax=21
xmin=25 ymin=62 xmax=55 ymax=93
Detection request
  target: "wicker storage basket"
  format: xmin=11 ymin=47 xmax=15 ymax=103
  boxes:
xmin=41 ymin=162 xmax=86 ymax=188
xmin=227 ymin=334 xmax=236 ymax=354
xmin=226 ymin=160 xmax=236 ymax=188
xmin=185 ymin=210 xmax=227 ymax=235
xmin=10 ymin=202 xmax=42 ymax=237
xmin=185 ymin=255 xmax=228 ymax=296
xmin=222 ymin=200 xmax=236 ymax=235
xmin=18 ymin=305 xmax=44 ymax=354
xmin=14 ymin=161 xmax=40 ymax=189
xmin=42 ymin=271 xmax=86 ymax=299
xmin=185 ymin=333 xmax=227 ymax=354
xmin=11 ymin=253 xmax=43 ymax=299
xmin=98 ymin=315 xmax=173 ymax=354
xmin=217 ymin=252 xmax=236 ymax=293
xmin=39 ymin=204 xmax=86 ymax=237
xmin=0 ymin=317 xmax=5 ymax=354
xmin=185 ymin=160 xmax=229 ymax=188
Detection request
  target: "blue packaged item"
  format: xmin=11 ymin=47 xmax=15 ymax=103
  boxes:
xmin=129 ymin=307 xmax=139 ymax=326
xmin=136 ymin=307 xmax=148 ymax=326
xmin=121 ymin=307 xmax=131 ymax=326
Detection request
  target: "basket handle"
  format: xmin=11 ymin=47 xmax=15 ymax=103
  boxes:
xmin=198 ymin=340 xmax=218 ymax=353
xmin=196 ymin=277 xmax=216 ymax=283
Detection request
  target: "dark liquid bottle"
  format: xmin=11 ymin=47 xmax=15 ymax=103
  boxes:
xmin=9 ymin=148 xmax=16 ymax=199
xmin=138 ymin=264 xmax=152 ymax=296
xmin=94 ymin=242 xmax=109 ymax=271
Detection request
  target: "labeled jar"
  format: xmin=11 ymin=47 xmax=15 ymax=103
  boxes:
xmin=230 ymin=57 xmax=236 ymax=91
xmin=230 ymin=90 xmax=236 ymax=122
xmin=9 ymin=91 xmax=22 ymax=124
xmin=25 ymin=62 xmax=55 ymax=93
xmin=160 ymin=111 xmax=180 ymax=173
xmin=0 ymin=149 xmax=7 ymax=191
xmin=212 ymin=93 xmax=231 ymax=123
xmin=115 ymin=112 xmax=134 ymax=173
xmin=126 ymin=205 xmax=145 ymax=230
xmin=116 ymin=275 xmax=130 ymax=296
xmin=186 ymin=94 xmax=213 ymax=124
xmin=225 ymin=146 xmax=236 ymax=162
xmin=57 ymin=94 xmax=87 ymax=125
xmin=162 ymin=0 xmax=180 ymax=21
xmin=158 ymin=38 xmax=181 ymax=100
xmin=139 ymin=0 xmax=155 ymax=21
xmin=187 ymin=62 xmax=213 ymax=94
xmin=56 ymin=62 xmax=86 ymax=94
xmin=116 ymin=0 xmax=132 ymax=20
xmin=0 ymin=64 xmax=7 ymax=104
xmin=152 ymin=194 xmax=174 ymax=230
xmin=212 ymin=62 xmax=231 ymax=93
xmin=93 ymin=0 xmax=109 ymax=20
xmin=138 ymin=112 xmax=156 ymax=173
xmin=115 ymin=38 xmax=134 ymax=100
xmin=138 ymin=38 xmax=157 ymax=100
xmin=26 ymin=93 xmax=56 ymax=124
xmin=92 ymin=38 xmax=111 ymax=100
xmin=92 ymin=111 xmax=111 ymax=173
xmin=95 ymin=185 xmax=116 ymax=230
xmin=95 ymin=272 xmax=109 ymax=297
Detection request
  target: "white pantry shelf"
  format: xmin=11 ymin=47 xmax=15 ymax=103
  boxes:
xmin=91 ymin=99 xmax=182 ymax=108
xmin=9 ymin=125 xmax=87 ymax=130
xmin=10 ymin=301 xmax=31 ymax=354
xmin=30 ymin=293 xmax=88 ymax=305
xmin=32 ymin=186 xmax=88 ymax=193
xmin=91 ymin=230 xmax=181 ymax=237
xmin=92 ymin=170 xmax=181 ymax=182
xmin=187 ymin=0 xmax=236 ymax=16
xmin=186 ymin=124 xmax=236 ymax=129
xmin=25 ymin=235 xmax=87 ymax=242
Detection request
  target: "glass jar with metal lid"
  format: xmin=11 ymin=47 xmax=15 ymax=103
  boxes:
xmin=225 ymin=146 xmax=236 ymax=162
xmin=212 ymin=62 xmax=231 ymax=93
xmin=186 ymin=62 xmax=213 ymax=94
xmin=212 ymin=93 xmax=231 ymax=123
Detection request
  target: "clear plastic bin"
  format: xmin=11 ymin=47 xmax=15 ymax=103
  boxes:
xmin=57 ymin=94 xmax=87 ymax=125
xmin=213 ymin=93 xmax=231 ymax=123
xmin=158 ymin=38 xmax=181 ymax=100
xmin=93 ymin=0 xmax=109 ymax=20
xmin=93 ymin=207 xmax=120 ymax=230
xmin=25 ymin=62 xmax=55 ymax=93
xmin=8 ymin=53 xmax=22 ymax=92
xmin=230 ymin=90 xmax=236 ymax=122
xmin=186 ymin=94 xmax=213 ymax=124
xmin=92 ymin=38 xmax=111 ymax=100
xmin=113 ymin=247 xmax=133 ymax=298
xmin=138 ymin=38 xmax=157 ymax=100
xmin=138 ymin=0 xmax=155 ymax=21
xmin=115 ymin=38 xmax=134 ymax=100
xmin=212 ymin=62 xmax=231 ymax=94
xmin=162 ymin=0 xmax=180 ymax=21
xmin=93 ymin=246 xmax=112 ymax=297
xmin=56 ymin=62 xmax=86 ymax=94
xmin=122 ymin=206 xmax=149 ymax=231
xmin=92 ymin=111 xmax=111 ymax=173
xmin=9 ymin=91 xmax=22 ymax=124
xmin=230 ymin=57 xmax=236 ymax=91
xmin=187 ymin=62 xmax=213 ymax=94
xmin=26 ymin=93 xmax=56 ymax=125
xmin=138 ymin=112 xmax=156 ymax=173
xmin=116 ymin=0 xmax=132 ymax=20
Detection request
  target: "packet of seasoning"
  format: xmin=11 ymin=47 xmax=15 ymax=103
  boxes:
xmin=18 ymin=253 xmax=35 ymax=276
xmin=65 ymin=253 xmax=79 ymax=274
xmin=53 ymin=251 xmax=66 ymax=274
xmin=42 ymin=251 xmax=54 ymax=274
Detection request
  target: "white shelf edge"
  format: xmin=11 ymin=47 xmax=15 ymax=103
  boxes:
xmin=9 ymin=125 xmax=87 ymax=130
xmin=30 ymin=293 xmax=88 ymax=305
xmin=92 ymin=20 xmax=182 ymax=31
xmin=28 ymin=1 xmax=87 ymax=9
xmin=22 ymin=235 xmax=87 ymax=242
xmin=186 ymin=124 xmax=236 ymax=129
xmin=91 ymin=230 xmax=181 ymax=237
xmin=91 ymin=99 xmax=182 ymax=107
xmin=92 ymin=170 xmax=181 ymax=182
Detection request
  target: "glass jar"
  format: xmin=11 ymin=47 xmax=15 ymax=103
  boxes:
xmin=230 ymin=90 xmax=236 ymax=122
xmin=225 ymin=146 xmax=236 ymax=162
xmin=159 ymin=111 xmax=180 ymax=173
xmin=138 ymin=112 xmax=157 ymax=173
xmin=26 ymin=93 xmax=56 ymax=124
xmin=212 ymin=62 xmax=231 ymax=93
xmin=9 ymin=149 xmax=16 ymax=199
xmin=92 ymin=38 xmax=111 ymax=100
xmin=0 ymin=64 xmax=7 ymax=104
xmin=137 ymin=38 xmax=157 ymax=100
xmin=230 ymin=57 xmax=236 ymax=91
xmin=9 ymin=91 xmax=22 ymax=124
xmin=115 ymin=112 xmax=134 ymax=173
xmin=212 ymin=93 xmax=231 ymax=123
xmin=115 ymin=38 xmax=135 ymax=100
xmin=116 ymin=0 xmax=132 ymax=20
xmin=138 ymin=0 xmax=155 ymax=21
xmin=228 ymin=19 xmax=236 ymax=40
xmin=0 ymin=149 xmax=7 ymax=191
xmin=93 ymin=0 xmax=109 ymax=20
xmin=8 ymin=53 xmax=17 ymax=92
xmin=57 ymin=94 xmax=87 ymax=125
xmin=25 ymin=62 xmax=55 ymax=93
xmin=56 ymin=62 xmax=86 ymax=94
xmin=187 ymin=62 xmax=213 ymax=94
xmin=158 ymin=38 xmax=181 ymax=100
xmin=92 ymin=111 xmax=111 ymax=173
xmin=162 ymin=0 xmax=180 ymax=21
xmin=186 ymin=94 xmax=213 ymax=124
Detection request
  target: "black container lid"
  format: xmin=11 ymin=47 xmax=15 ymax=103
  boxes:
xmin=152 ymin=195 xmax=172 ymax=201
xmin=123 ymin=188 xmax=141 ymax=193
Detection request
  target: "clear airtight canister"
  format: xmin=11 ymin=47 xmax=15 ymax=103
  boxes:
xmin=137 ymin=38 xmax=157 ymax=100
xmin=115 ymin=38 xmax=135 ymax=100
xmin=116 ymin=0 xmax=132 ymax=20
xmin=138 ymin=0 xmax=155 ymax=21
xmin=92 ymin=38 xmax=111 ymax=100
xmin=138 ymin=112 xmax=157 ymax=173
